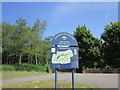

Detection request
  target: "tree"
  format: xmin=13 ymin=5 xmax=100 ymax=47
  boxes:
xmin=2 ymin=23 xmax=16 ymax=64
xmin=15 ymin=18 xmax=28 ymax=64
xmin=101 ymin=22 xmax=120 ymax=68
xmin=31 ymin=19 xmax=47 ymax=65
xmin=74 ymin=25 xmax=103 ymax=70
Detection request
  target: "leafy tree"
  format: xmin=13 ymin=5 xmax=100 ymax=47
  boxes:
xmin=15 ymin=18 xmax=28 ymax=64
xmin=74 ymin=25 xmax=103 ymax=70
xmin=31 ymin=19 xmax=47 ymax=65
xmin=2 ymin=23 xmax=15 ymax=64
xmin=101 ymin=22 xmax=120 ymax=68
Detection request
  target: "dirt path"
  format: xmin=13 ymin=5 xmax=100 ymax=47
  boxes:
xmin=1 ymin=73 xmax=119 ymax=88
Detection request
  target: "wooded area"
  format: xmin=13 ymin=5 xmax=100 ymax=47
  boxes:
xmin=74 ymin=22 xmax=120 ymax=68
xmin=1 ymin=18 xmax=120 ymax=69
xmin=2 ymin=18 xmax=51 ymax=65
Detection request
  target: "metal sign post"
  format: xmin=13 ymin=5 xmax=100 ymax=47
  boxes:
xmin=72 ymin=69 xmax=75 ymax=89
xmin=55 ymin=69 xmax=58 ymax=90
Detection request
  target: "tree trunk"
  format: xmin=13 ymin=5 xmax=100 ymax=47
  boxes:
xmin=28 ymin=54 xmax=30 ymax=64
xmin=19 ymin=55 xmax=22 ymax=64
xmin=38 ymin=59 xmax=40 ymax=65
xmin=35 ymin=54 xmax=38 ymax=65
xmin=46 ymin=59 xmax=48 ymax=64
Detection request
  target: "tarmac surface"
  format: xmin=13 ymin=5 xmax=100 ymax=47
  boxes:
xmin=1 ymin=73 xmax=119 ymax=88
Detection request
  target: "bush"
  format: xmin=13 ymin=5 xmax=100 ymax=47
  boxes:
xmin=1 ymin=63 xmax=50 ymax=72
xmin=2 ymin=64 xmax=16 ymax=71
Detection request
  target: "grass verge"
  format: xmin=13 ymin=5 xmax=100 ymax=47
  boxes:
xmin=2 ymin=71 xmax=48 ymax=79
xmin=2 ymin=80 xmax=100 ymax=89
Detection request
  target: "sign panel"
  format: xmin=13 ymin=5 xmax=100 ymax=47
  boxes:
xmin=50 ymin=32 xmax=79 ymax=69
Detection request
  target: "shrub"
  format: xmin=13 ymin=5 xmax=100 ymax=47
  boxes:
xmin=2 ymin=64 xmax=16 ymax=71
xmin=1 ymin=63 xmax=50 ymax=72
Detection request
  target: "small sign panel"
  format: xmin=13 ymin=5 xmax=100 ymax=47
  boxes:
xmin=50 ymin=32 xmax=79 ymax=69
xmin=51 ymin=48 xmax=56 ymax=53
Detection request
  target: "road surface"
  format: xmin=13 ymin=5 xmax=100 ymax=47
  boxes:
xmin=1 ymin=73 xmax=119 ymax=88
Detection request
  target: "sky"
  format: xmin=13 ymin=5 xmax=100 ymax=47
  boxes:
xmin=2 ymin=2 xmax=118 ymax=38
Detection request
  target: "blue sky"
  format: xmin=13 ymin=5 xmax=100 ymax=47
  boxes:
xmin=2 ymin=2 xmax=118 ymax=38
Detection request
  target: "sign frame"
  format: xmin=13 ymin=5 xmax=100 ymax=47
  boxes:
xmin=50 ymin=32 xmax=79 ymax=69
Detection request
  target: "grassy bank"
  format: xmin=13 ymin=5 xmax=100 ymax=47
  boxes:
xmin=2 ymin=80 xmax=99 ymax=89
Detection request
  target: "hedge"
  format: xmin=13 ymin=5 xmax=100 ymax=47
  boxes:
xmin=1 ymin=63 xmax=50 ymax=72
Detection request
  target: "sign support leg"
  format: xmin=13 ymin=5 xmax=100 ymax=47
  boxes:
xmin=72 ymin=69 xmax=75 ymax=90
xmin=55 ymin=69 xmax=58 ymax=90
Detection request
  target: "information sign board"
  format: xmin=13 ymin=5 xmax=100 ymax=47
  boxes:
xmin=50 ymin=32 xmax=79 ymax=69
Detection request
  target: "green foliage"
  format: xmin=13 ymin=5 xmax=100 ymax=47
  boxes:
xmin=2 ymin=18 xmax=50 ymax=65
xmin=1 ymin=64 xmax=50 ymax=71
xmin=74 ymin=25 xmax=103 ymax=68
xmin=101 ymin=22 xmax=120 ymax=68
xmin=2 ymin=64 xmax=16 ymax=71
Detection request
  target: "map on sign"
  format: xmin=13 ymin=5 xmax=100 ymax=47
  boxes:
xmin=52 ymin=50 xmax=73 ymax=64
